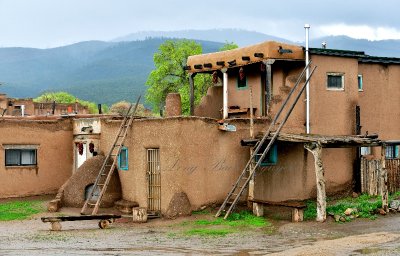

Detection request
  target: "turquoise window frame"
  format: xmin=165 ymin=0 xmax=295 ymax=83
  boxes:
xmin=255 ymin=144 xmax=278 ymax=166
xmin=118 ymin=147 xmax=129 ymax=170
xmin=358 ymin=74 xmax=363 ymax=91
xmin=237 ymin=76 xmax=248 ymax=90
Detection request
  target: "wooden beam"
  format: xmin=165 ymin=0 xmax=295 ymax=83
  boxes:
xmin=305 ymin=142 xmax=326 ymax=222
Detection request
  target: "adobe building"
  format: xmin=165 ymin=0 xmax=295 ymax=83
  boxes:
xmin=0 ymin=41 xmax=399 ymax=221
xmin=0 ymin=93 xmax=89 ymax=117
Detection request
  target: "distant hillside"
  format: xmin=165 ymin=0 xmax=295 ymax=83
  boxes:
xmin=1 ymin=29 xmax=399 ymax=107
xmin=0 ymin=38 xmax=223 ymax=105
xmin=310 ymin=36 xmax=400 ymax=57
xmin=112 ymin=29 xmax=291 ymax=47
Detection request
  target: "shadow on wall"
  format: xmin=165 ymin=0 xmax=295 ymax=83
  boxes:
xmin=59 ymin=155 xmax=121 ymax=208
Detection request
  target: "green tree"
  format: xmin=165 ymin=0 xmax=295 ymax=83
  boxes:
xmin=33 ymin=91 xmax=104 ymax=114
xmin=145 ymin=39 xmax=203 ymax=114
xmin=219 ymin=41 xmax=239 ymax=51
xmin=146 ymin=40 xmax=238 ymax=115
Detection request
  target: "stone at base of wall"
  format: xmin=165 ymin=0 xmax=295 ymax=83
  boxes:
xmin=252 ymin=202 xmax=264 ymax=217
xmin=132 ymin=207 xmax=148 ymax=223
xmin=47 ymin=199 xmax=61 ymax=212
xmin=165 ymin=192 xmax=192 ymax=219
xmin=114 ymin=199 xmax=139 ymax=214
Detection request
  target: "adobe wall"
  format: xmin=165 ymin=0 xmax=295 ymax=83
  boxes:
xmin=0 ymin=119 xmax=74 ymax=198
xmin=358 ymin=63 xmax=400 ymax=140
xmin=100 ymin=117 xmax=356 ymax=212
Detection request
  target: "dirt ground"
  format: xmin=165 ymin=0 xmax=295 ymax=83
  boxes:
xmin=1 ymin=199 xmax=400 ymax=255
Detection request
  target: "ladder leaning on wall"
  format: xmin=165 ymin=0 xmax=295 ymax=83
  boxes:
xmin=81 ymin=96 xmax=141 ymax=215
xmin=215 ymin=63 xmax=317 ymax=220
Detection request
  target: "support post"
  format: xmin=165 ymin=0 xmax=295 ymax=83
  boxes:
xmin=305 ymin=24 xmax=311 ymax=134
xmin=381 ymin=144 xmax=389 ymax=212
xmin=263 ymin=59 xmax=274 ymax=115
xmin=305 ymin=142 xmax=326 ymax=222
xmin=189 ymin=73 xmax=195 ymax=116
xmin=222 ymin=68 xmax=228 ymax=119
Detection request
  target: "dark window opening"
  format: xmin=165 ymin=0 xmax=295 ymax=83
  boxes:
xmin=386 ymin=145 xmax=399 ymax=159
xmin=118 ymin=147 xmax=128 ymax=170
xmin=5 ymin=149 xmax=37 ymax=166
xmin=327 ymin=74 xmax=344 ymax=89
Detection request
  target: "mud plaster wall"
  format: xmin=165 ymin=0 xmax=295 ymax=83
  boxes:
xmin=358 ymin=63 xmax=400 ymax=141
xmin=100 ymin=117 xmax=272 ymax=213
xmin=0 ymin=119 xmax=73 ymax=198
xmin=227 ymin=65 xmax=263 ymax=116
xmin=100 ymin=117 xmax=356 ymax=211
xmin=194 ymin=86 xmax=223 ymax=119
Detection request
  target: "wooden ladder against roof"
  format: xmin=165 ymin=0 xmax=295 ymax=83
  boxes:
xmin=81 ymin=96 xmax=141 ymax=215
xmin=215 ymin=63 xmax=317 ymax=220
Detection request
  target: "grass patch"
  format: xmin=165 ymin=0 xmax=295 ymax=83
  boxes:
xmin=0 ymin=200 xmax=45 ymax=221
xmin=183 ymin=210 xmax=272 ymax=237
xmin=303 ymin=193 xmax=400 ymax=221
xmin=184 ymin=228 xmax=232 ymax=237
xmin=192 ymin=209 xmax=211 ymax=215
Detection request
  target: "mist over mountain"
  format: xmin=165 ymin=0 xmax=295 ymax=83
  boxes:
xmin=112 ymin=29 xmax=291 ymax=47
xmin=310 ymin=36 xmax=400 ymax=57
xmin=0 ymin=29 xmax=399 ymax=106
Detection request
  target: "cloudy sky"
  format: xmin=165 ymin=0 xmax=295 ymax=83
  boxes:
xmin=0 ymin=0 xmax=399 ymax=48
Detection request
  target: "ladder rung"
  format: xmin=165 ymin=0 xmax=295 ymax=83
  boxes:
xmin=87 ymin=203 xmax=96 ymax=207
xmin=97 ymin=183 xmax=105 ymax=186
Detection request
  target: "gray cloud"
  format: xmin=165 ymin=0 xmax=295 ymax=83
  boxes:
xmin=0 ymin=0 xmax=398 ymax=47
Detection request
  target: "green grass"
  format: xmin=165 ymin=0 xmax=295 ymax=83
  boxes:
xmin=303 ymin=193 xmax=400 ymax=221
xmin=183 ymin=210 xmax=272 ymax=237
xmin=0 ymin=200 xmax=45 ymax=221
xmin=184 ymin=228 xmax=232 ymax=237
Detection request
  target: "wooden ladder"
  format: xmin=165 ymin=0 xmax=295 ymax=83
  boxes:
xmin=215 ymin=63 xmax=317 ymax=219
xmin=81 ymin=96 xmax=141 ymax=215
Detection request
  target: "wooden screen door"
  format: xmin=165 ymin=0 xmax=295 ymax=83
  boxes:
xmin=147 ymin=148 xmax=161 ymax=213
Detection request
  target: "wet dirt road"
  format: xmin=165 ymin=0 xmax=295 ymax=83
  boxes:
xmin=1 ymin=211 xmax=400 ymax=255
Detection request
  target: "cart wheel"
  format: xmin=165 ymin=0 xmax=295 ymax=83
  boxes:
xmin=99 ymin=219 xmax=110 ymax=229
xmin=51 ymin=221 xmax=62 ymax=231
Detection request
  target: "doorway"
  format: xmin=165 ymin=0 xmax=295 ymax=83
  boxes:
xmin=147 ymin=148 xmax=161 ymax=213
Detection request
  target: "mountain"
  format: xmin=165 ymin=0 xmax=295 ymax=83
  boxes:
xmin=0 ymin=38 xmax=223 ymax=105
xmin=310 ymin=36 xmax=400 ymax=58
xmin=112 ymin=29 xmax=291 ymax=46
xmin=0 ymin=29 xmax=399 ymax=107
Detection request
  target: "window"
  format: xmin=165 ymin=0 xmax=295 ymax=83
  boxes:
xmin=118 ymin=147 xmax=128 ymax=170
xmin=237 ymin=67 xmax=247 ymax=89
xmin=360 ymin=147 xmax=371 ymax=156
xmin=358 ymin=75 xmax=363 ymax=91
xmin=386 ymin=145 xmax=399 ymax=159
xmin=5 ymin=146 xmax=37 ymax=166
xmin=255 ymin=144 xmax=278 ymax=166
xmin=327 ymin=73 xmax=344 ymax=90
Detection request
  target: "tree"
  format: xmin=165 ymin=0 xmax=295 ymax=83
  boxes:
xmin=219 ymin=41 xmax=239 ymax=51
xmin=146 ymin=40 xmax=238 ymax=115
xmin=109 ymin=101 xmax=151 ymax=116
xmin=33 ymin=91 xmax=103 ymax=114
xmin=145 ymin=39 xmax=202 ymax=114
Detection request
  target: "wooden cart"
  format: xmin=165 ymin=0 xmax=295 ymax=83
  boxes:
xmin=41 ymin=214 xmax=121 ymax=231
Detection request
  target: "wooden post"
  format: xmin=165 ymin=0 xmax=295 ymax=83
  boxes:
xmin=305 ymin=142 xmax=326 ymax=222
xmin=381 ymin=144 xmax=389 ymax=212
xmin=189 ymin=73 xmax=195 ymax=116
xmin=222 ymin=68 xmax=228 ymax=119
xmin=263 ymin=59 xmax=274 ymax=115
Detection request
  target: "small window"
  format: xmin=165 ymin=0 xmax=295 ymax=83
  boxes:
xmin=237 ymin=67 xmax=247 ymax=89
xmin=358 ymin=75 xmax=363 ymax=91
xmin=5 ymin=148 xmax=37 ymax=166
xmin=118 ymin=147 xmax=128 ymax=170
xmin=327 ymin=73 xmax=344 ymax=90
xmin=360 ymin=147 xmax=371 ymax=156
xmin=386 ymin=145 xmax=399 ymax=159
xmin=255 ymin=144 xmax=278 ymax=166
